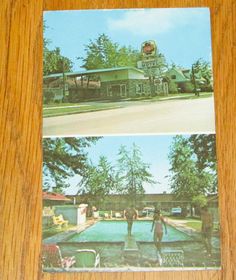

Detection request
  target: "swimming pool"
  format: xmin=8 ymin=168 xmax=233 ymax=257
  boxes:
xmin=68 ymin=220 xmax=192 ymax=242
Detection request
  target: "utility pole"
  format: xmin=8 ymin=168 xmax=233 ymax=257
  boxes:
xmin=62 ymin=58 xmax=66 ymax=100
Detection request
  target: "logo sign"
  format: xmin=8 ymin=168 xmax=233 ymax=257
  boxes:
xmin=141 ymin=40 xmax=157 ymax=58
xmin=142 ymin=59 xmax=158 ymax=68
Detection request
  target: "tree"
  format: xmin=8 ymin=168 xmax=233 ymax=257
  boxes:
xmin=43 ymin=21 xmax=73 ymax=76
xmin=79 ymin=34 xmax=141 ymax=70
xmin=116 ymin=144 xmax=155 ymax=206
xmin=188 ymin=134 xmax=217 ymax=193
xmin=191 ymin=59 xmax=213 ymax=96
xmin=192 ymin=194 xmax=208 ymax=208
xmin=168 ymin=135 xmax=215 ymax=214
xmin=168 ymin=136 xmax=202 ymax=200
xmin=43 ymin=47 xmax=73 ymax=76
xmin=43 ymin=137 xmax=100 ymax=193
xmin=188 ymin=134 xmax=216 ymax=172
xmin=77 ymin=156 xmax=118 ymax=208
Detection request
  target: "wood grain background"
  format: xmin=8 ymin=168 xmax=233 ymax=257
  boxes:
xmin=0 ymin=0 xmax=235 ymax=279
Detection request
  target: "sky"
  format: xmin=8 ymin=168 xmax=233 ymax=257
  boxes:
xmin=44 ymin=8 xmax=212 ymax=71
xmin=63 ymin=134 xmax=190 ymax=195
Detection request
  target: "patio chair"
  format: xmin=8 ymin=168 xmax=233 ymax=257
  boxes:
xmin=161 ymin=249 xmax=184 ymax=267
xmin=75 ymin=249 xmax=100 ymax=268
xmin=115 ymin=212 xmax=122 ymax=218
xmin=42 ymin=244 xmax=75 ymax=269
xmin=52 ymin=214 xmax=68 ymax=228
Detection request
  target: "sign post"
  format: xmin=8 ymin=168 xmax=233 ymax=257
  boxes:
xmin=138 ymin=40 xmax=167 ymax=96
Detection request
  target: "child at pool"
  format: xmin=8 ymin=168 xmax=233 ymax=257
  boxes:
xmin=151 ymin=209 xmax=167 ymax=257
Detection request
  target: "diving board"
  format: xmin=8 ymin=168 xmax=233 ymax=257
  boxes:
xmin=124 ymin=235 xmax=139 ymax=252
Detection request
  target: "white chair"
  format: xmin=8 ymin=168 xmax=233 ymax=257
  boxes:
xmin=115 ymin=212 xmax=122 ymax=218
xmin=75 ymin=249 xmax=100 ymax=268
xmin=162 ymin=249 xmax=184 ymax=267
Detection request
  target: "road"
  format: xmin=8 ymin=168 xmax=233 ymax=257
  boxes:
xmin=43 ymin=97 xmax=215 ymax=136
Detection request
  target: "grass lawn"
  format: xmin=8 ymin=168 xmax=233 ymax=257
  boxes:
xmin=43 ymin=103 xmax=121 ymax=117
xmin=43 ymin=225 xmax=75 ymax=239
xmin=43 ymin=92 xmax=213 ymax=118
xmin=185 ymin=221 xmax=202 ymax=231
xmin=169 ymin=216 xmax=219 ymax=232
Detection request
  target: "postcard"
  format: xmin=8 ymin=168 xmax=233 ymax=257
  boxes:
xmin=42 ymin=135 xmax=220 ymax=271
xmin=42 ymin=8 xmax=220 ymax=272
xmin=43 ymin=8 xmax=215 ymax=136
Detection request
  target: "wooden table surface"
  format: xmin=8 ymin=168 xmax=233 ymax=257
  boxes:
xmin=0 ymin=0 xmax=235 ymax=279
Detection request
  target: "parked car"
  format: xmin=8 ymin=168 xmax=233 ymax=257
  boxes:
xmin=171 ymin=207 xmax=182 ymax=216
xmin=142 ymin=207 xmax=155 ymax=217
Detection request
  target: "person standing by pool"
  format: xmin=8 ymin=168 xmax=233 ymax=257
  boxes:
xmin=201 ymin=206 xmax=213 ymax=256
xmin=151 ymin=209 xmax=167 ymax=254
xmin=124 ymin=206 xmax=137 ymax=236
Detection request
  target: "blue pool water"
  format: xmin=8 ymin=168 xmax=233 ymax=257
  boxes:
xmin=68 ymin=221 xmax=192 ymax=242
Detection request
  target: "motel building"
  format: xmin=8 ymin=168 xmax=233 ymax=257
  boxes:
xmin=43 ymin=66 xmax=169 ymax=103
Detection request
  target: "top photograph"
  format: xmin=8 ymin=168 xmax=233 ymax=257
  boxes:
xmin=43 ymin=8 xmax=215 ymax=137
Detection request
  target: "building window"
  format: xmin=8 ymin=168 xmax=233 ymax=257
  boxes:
xmin=171 ymin=75 xmax=176 ymax=79
xmin=107 ymin=85 xmax=112 ymax=97
xmin=120 ymin=84 xmax=126 ymax=97
xmin=136 ymin=84 xmax=144 ymax=94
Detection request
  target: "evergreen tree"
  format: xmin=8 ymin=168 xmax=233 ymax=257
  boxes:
xmin=77 ymin=156 xmax=118 ymax=207
xmin=116 ymin=144 xmax=155 ymax=206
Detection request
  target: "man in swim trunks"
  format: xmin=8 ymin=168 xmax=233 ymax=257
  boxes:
xmin=124 ymin=206 xmax=137 ymax=236
xmin=151 ymin=209 xmax=167 ymax=254
xmin=201 ymin=206 xmax=213 ymax=256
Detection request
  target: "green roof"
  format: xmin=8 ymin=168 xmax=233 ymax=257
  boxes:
xmin=44 ymin=67 xmax=144 ymax=80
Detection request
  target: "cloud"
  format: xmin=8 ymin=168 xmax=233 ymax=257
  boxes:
xmin=108 ymin=8 xmax=208 ymax=36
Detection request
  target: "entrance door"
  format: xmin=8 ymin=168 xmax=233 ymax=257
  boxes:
xmin=163 ymin=82 xmax=169 ymax=95
xmin=111 ymin=85 xmax=121 ymax=98
xmin=110 ymin=84 xmax=127 ymax=98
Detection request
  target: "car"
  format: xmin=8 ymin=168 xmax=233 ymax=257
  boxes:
xmin=171 ymin=207 xmax=182 ymax=216
xmin=142 ymin=207 xmax=155 ymax=217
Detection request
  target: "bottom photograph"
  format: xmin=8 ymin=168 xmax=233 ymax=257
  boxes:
xmin=42 ymin=134 xmax=221 ymax=272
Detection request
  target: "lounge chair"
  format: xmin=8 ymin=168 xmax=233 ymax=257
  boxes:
xmin=161 ymin=249 xmax=184 ymax=267
xmin=52 ymin=214 xmax=68 ymax=228
xmin=75 ymin=249 xmax=100 ymax=268
xmin=42 ymin=244 xmax=75 ymax=269
xmin=115 ymin=212 xmax=122 ymax=218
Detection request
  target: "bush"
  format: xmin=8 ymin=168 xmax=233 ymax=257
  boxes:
xmin=199 ymin=84 xmax=213 ymax=92
xmin=43 ymin=89 xmax=55 ymax=104
xmin=179 ymin=82 xmax=194 ymax=93
xmin=168 ymin=81 xmax=178 ymax=93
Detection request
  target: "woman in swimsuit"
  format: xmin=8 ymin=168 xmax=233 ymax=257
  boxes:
xmin=151 ymin=209 xmax=167 ymax=253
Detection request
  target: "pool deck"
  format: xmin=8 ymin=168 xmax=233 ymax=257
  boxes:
xmin=43 ymin=219 xmax=98 ymax=244
xmin=165 ymin=218 xmax=199 ymax=236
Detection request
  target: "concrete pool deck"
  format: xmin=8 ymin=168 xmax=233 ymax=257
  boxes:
xmin=43 ymin=219 xmax=98 ymax=244
xmin=43 ymin=219 xmax=221 ymax=270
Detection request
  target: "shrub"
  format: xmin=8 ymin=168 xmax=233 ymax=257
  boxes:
xmin=168 ymin=81 xmax=178 ymax=93
xmin=179 ymin=82 xmax=194 ymax=93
